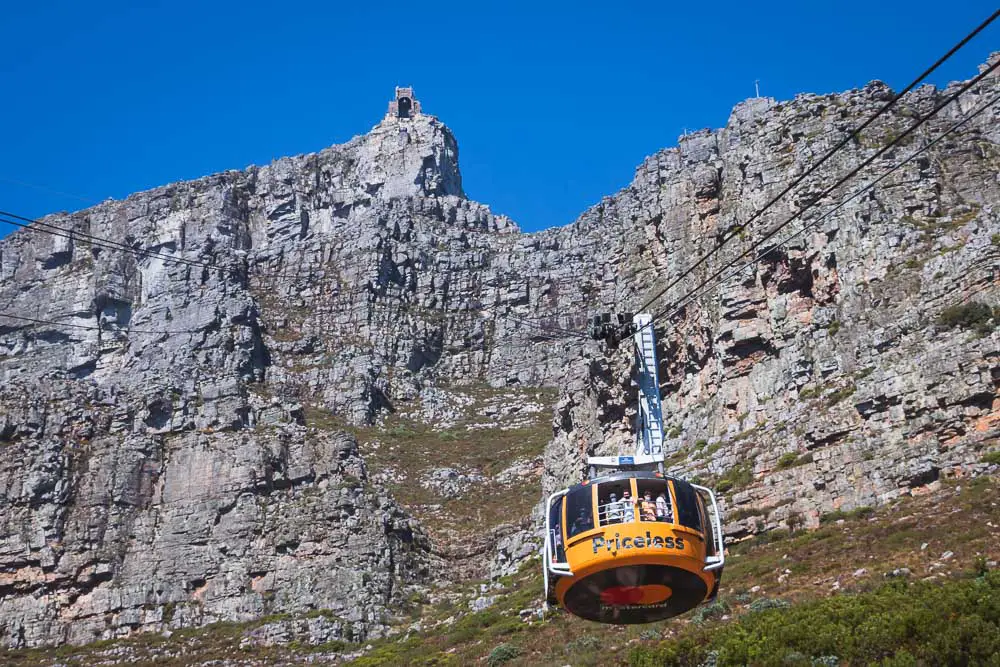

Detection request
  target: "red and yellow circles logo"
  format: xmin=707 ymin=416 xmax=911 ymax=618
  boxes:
xmin=599 ymin=584 xmax=673 ymax=606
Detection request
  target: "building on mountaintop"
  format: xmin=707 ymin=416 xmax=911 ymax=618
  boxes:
xmin=387 ymin=87 xmax=421 ymax=119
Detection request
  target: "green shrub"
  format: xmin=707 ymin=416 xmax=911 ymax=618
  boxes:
xmin=778 ymin=452 xmax=814 ymax=470
xmin=386 ymin=425 xmax=419 ymax=438
xmin=825 ymin=384 xmax=856 ymax=407
xmin=487 ymin=643 xmax=520 ymax=666
xmin=627 ymin=640 xmax=691 ymax=667
xmin=748 ymin=597 xmax=790 ymax=612
xmin=716 ymin=462 xmax=754 ymax=494
xmin=799 ymin=386 xmax=822 ymax=400
xmin=754 ymin=528 xmax=791 ymax=546
xmin=982 ymin=450 xmax=1000 ymax=465
xmin=937 ymin=301 xmax=998 ymax=335
xmin=691 ymin=599 xmax=730 ymax=623
xmin=565 ymin=635 xmax=601 ymax=652
xmin=628 ymin=573 xmax=1000 ymax=666
xmin=713 ymin=573 xmax=1000 ymax=666
xmin=827 ymin=320 xmax=840 ymax=335
xmin=310 ymin=640 xmax=349 ymax=652
xmin=776 ymin=453 xmax=799 ymax=469
xmin=445 ymin=610 xmax=501 ymax=644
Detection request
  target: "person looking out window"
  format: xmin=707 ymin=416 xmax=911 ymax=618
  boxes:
xmin=656 ymin=492 xmax=672 ymax=522
xmin=640 ymin=490 xmax=657 ymax=522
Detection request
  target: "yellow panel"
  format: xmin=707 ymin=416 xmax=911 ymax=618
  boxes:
xmin=590 ymin=483 xmax=598 ymax=530
xmin=560 ymin=494 xmax=567 ymax=545
xmin=554 ymin=519 xmax=716 ymax=602
xmin=563 ymin=522 xmax=707 ymax=577
xmin=666 ymin=480 xmax=678 ymax=525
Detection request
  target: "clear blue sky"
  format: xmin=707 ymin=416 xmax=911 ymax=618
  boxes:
xmin=1 ymin=1 xmax=997 ymax=235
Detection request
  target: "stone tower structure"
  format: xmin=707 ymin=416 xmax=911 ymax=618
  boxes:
xmin=387 ymin=86 xmax=421 ymax=119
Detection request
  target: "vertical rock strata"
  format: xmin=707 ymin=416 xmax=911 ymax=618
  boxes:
xmin=1 ymin=59 xmax=999 ymax=646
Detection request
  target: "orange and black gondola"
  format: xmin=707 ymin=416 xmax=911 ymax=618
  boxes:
xmin=545 ymin=470 xmax=724 ymax=624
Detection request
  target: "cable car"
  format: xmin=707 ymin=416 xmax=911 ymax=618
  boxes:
xmin=544 ymin=469 xmax=723 ymax=623
xmin=542 ymin=314 xmax=724 ymax=624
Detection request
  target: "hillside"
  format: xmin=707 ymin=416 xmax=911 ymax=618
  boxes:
xmin=0 ymin=54 xmax=998 ymax=665
xmin=6 ymin=475 xmax=999 ymax=665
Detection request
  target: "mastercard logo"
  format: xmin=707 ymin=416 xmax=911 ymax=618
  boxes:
xmin=599 ymin=584 xmax=673 ymax=606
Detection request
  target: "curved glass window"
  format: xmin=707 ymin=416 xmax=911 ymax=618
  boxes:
xmin=635 ymin=478 xmax=671 ymax=523
xmin=671 ymin=479 xmax=703 ymax=532
xmin=597 ymin=480 xmax=634 ymax=526
xmin=549 ymin=496 xmax=566 ymax=562
xmin=697 ymin=493 xmax=716 ymax=556
xmin=565 ymin=485 xmax=595 ymax=539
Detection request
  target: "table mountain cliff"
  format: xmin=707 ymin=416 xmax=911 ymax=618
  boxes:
xmin=1 ymin=59 xmax=999 ymax=650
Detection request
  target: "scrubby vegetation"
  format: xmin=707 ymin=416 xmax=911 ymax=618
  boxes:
xmin=936 ymin=301 xmax=999 ymax=335
xmin=487 ymin=643 xmax=521 ymax=666
xmin=350 ymin=385 xmax=557 ymax=539
xmin=7 ymin=477 xmax=999 ymax=667
xmin=628 ymin=572 xmax=1000 ymax=666
xmin=715 ymin=461 xmax=754 ymax=493
xmin=776 ymin=452 xmax=813 ymax=470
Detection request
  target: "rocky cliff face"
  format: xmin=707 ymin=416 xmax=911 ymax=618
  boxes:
xmin=540 ymin=58 xmax=1000 ymax=538
xmin=1 ymin=58 xmax=999 ymax=649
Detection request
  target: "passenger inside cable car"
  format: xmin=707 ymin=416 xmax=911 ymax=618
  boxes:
xmin=595 ymin=478 xmax=676 ymax=528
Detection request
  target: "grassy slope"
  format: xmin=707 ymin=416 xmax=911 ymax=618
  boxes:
xmin=8 ymin=476 xmax=996 ymax=666
xmin=324 ymin=384 xmax=557 ymax=543
xmin=353 ymin=475 xmax=1000 ymax=666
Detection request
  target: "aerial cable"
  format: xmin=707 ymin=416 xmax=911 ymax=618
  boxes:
xmin=644 ymin=57 xmax=1000 ymax=330
xmin=0 ymin=212 xmax=591 ymax=340
xmin=0 ymin=207 xmax=608 ymax=294
xmin=650 ymin=87 xmax=1000 ymax=328
xmin=486 ymin=307 xmax=591 ymax=339
xmin=0 ymin=176 xmax=95 ymax=204
xmin=0 ymin=210 xmax=240 ymax=273
xmin=0 ymin=306 xmax=588 ymax=345
xmin=481 ymin=80 xmax=999 ymax=343
xmin=0 ymin=209 xmax=354 ymax=282
xmin=510 ymin=314 xmax=590 ymax=339
xmin=637 ymin=7 xmax=1000 ymax=315
xmin=0 ymin=311 xmax=205 ymax=336
xmin=651 ymin=83 xmax=1000 ymax=327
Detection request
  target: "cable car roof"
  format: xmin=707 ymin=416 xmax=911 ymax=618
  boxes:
xmin=564 ymin=470 xmax=691 ymax=492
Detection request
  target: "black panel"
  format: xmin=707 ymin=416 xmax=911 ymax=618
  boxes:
xmin=549 ymin=497 xmax=566 ymax=562
xmin=672 ymin=480 xmax=703 ymax=532
xmin=566 ymin=486 xmax=594 ymax=538
xmin=562 ymin=564 xmax=708 ymax=624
